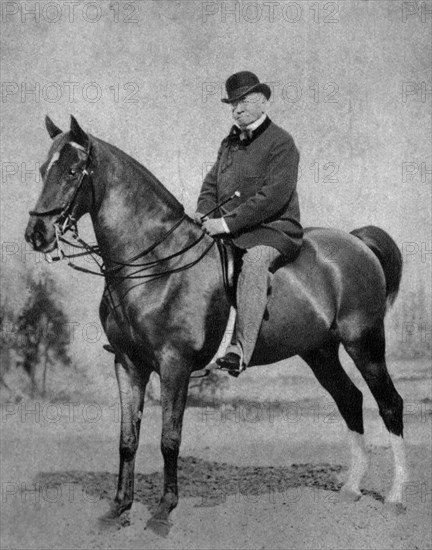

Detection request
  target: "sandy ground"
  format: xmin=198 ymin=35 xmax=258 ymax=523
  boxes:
xmin=1 ymin=358 xmax=431 ymax=550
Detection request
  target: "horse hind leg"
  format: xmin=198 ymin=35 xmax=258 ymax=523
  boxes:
xmin=301 ymin=341 xmax=368 ymax=501
xmin=343 ymin=322 xmax=408 ymax=507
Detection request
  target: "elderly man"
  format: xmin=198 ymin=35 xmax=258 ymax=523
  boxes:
xmin=195 ymin=71 xmax=303 ymax=376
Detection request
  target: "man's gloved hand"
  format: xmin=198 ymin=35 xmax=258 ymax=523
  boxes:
xmin=193 ymin=212 xmax=207 ymax=225
xmin=202 ymin=218 xmax=230 ymax=236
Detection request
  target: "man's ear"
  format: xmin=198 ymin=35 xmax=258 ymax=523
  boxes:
xmin=70 ymin=115 xmax=89 ymax=148
xmin=45 ymin=116 xmax=62 ymax=139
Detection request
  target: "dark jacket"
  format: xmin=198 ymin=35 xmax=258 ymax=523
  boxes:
xmin=197 ymin=117 xmax=303 ymax=257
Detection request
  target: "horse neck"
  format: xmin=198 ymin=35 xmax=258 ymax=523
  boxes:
xmin=89 ymin=138 xmax=194 ymax=264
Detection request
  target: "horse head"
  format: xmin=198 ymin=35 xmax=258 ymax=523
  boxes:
xmin=25 ymin=116 xmax=93 ymax=253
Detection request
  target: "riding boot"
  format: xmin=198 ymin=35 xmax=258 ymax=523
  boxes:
xmin=217 ymin=245 xmax=279 ymax=376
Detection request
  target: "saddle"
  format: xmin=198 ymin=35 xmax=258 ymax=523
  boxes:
xmin=215 ymin=239 xmax=290 ymax=307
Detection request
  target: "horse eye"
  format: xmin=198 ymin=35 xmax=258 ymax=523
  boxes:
xmin=69 ymin=169 xmax=77 ymax=176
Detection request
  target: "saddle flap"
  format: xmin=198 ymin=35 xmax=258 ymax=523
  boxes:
xmin=216 ymin=239 xmax=244 ymax=307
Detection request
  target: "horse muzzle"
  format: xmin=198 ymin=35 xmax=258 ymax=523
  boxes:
xmin=25 ymin=216 xmax=56 ymax=252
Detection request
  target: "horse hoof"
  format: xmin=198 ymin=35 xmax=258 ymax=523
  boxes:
xmin=339 ymin=486 xmax=362 ymax=502
xmin=98 ymin=507 xmax=131 ymax=529
xmin=383 ymin=501 xmax=406 ymax=515
xmin=146 ymin=516 xmax=172 ymax=538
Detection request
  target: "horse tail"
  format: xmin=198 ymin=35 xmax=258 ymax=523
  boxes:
xmin=350 ymin=225 xmax=402 ymax=309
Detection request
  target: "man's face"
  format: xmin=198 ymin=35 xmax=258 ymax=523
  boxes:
xmin=230 ymin=92 xmax=267 ymax=129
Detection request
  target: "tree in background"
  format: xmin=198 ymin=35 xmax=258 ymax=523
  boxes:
xmin=0 ymin=301 xmax=15 ymax=395
xmin=16 ymin=272 xmax=72 ymax=396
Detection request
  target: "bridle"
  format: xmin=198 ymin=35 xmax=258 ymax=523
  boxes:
xmin=28 ymin=140 xmax=94 ymax=261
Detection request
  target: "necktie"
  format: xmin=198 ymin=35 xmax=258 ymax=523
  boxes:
xmin=220 ymin=127 xmax=252 ymax=173
xmin=240 ymin=129 xmax=253 ymax=141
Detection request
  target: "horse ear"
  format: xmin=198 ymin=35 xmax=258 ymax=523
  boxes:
xmin=70 ymin=115 xmax=89 ymax=148
xmin=45 ymin=116 xmax=62 ymax=139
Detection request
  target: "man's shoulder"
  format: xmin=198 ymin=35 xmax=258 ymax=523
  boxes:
xmin=267 ymin=120 xmax=295 ymax=146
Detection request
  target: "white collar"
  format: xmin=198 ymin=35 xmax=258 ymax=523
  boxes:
xmin=246 ymin=113 xmax=267 ymax=132
xmin=235 ymin=113 xmax=267 ymax=133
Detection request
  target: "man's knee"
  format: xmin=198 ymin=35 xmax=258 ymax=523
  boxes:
xmin=242 ymin=246 xmax=278 ymax=271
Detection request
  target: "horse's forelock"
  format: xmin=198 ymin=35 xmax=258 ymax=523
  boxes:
xmin=47 ymin=131 xmax=87 ymax=158
xmin=42 ymin=134 xmax=84 ymax=177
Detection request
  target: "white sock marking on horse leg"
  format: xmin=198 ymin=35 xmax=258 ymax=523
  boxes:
xmin=387 ymin=433 xmax=408 ymax=503
xmin=342 ymin=430 xmax=368 ymax=495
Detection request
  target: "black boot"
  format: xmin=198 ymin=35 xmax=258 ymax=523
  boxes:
xmin=216 ymin=352 xmax=246 ymax=377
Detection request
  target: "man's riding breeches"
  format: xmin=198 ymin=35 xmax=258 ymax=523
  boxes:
xmin=228 ymin=245 xmax=281 ymax=366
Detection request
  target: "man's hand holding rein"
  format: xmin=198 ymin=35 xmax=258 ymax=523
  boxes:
xmin=202 ymin=218 xmax=230 ymax=236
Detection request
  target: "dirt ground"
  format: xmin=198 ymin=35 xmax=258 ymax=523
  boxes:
xmin=1 ymin=359 xmax=431 ymax=550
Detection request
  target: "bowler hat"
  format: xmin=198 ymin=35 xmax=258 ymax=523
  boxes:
xmin=221 ymin=71 xmax=271 ymax=103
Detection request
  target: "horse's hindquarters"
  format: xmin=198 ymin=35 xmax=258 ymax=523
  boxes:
xmin=250 ymin=228 xmax=388 ymax=365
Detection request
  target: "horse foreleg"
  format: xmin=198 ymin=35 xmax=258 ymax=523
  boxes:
xmin=150 ymin=356 xmax=190 ymax=530
xmin=100 ymin=354 xmax=150 ymax=527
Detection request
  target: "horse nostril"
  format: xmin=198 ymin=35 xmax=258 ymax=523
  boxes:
xmin=27 ymin=230 xmax=45 ymax=250
xmin=25 ymin=224 xmax=37 ymax=247
xmin=30 ymin=219 xmax=48 ymax=249
xmin=34 ymin=231 xmax=45 ymax=249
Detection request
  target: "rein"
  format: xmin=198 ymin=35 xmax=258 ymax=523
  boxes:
xmin=66 ymin=215 xmax=214 ymax=284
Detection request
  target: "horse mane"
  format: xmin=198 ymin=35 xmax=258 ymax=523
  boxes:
xmin=92 ymin=135 xmax=185 ymax=214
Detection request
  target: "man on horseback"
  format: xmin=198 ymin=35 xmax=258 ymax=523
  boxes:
xmin=195 ymin=71 xmax=303 ymax=376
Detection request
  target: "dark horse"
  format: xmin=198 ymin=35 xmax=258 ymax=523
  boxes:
xmin=25 ymin=116 xmax=407 ymax=530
